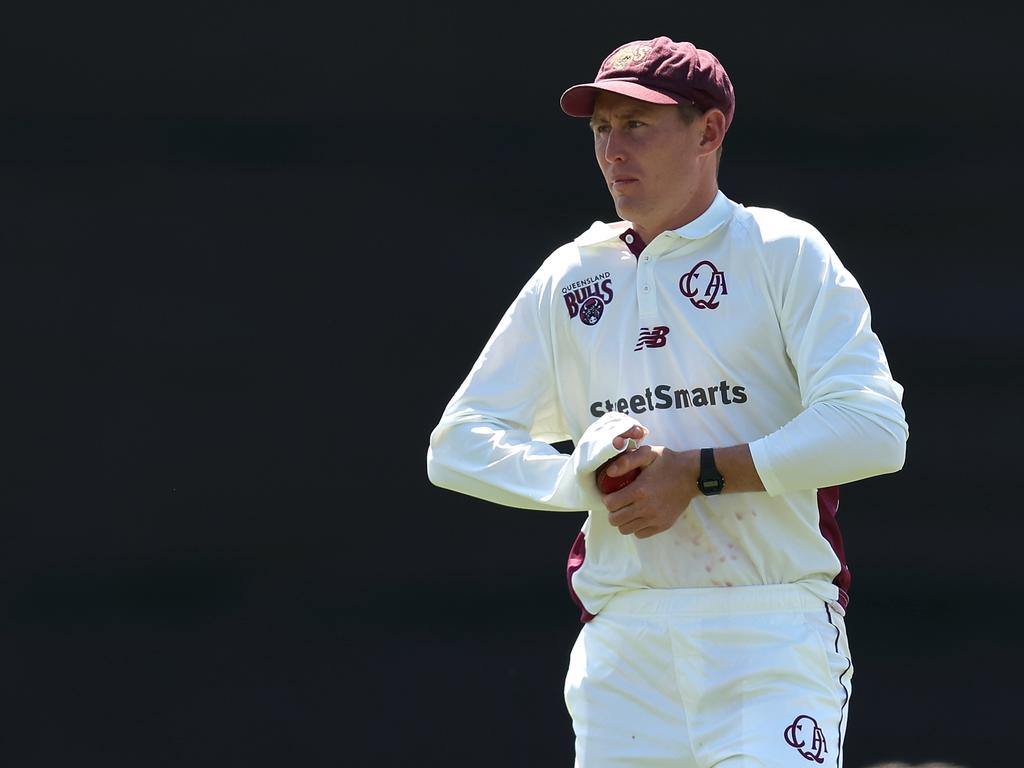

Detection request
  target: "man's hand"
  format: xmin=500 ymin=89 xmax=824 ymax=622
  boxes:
xmin=600 ymin=446 xmax=700 ymax=539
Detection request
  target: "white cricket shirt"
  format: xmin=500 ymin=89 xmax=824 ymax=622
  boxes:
xmin=427 ymin=191 xmax=908 ymax=618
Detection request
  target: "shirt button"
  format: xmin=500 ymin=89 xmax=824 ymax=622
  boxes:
xmin=625 ymin=234 xmax=634 ymax=244
xmin=642 ymin=285 xmax=650 ymax=293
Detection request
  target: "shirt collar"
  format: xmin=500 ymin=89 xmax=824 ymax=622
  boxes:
xmin=573 ymin=219 xmax=632 ymax=248
xmin=573 ymin=190 xmax=736 ymax=248
xmin=667 ymin=190 xmax=735 ymax=241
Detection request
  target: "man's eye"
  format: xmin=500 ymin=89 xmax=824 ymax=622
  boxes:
xmin=593 ymin=124 xmax=610 ymax=134
xmin=628 ymin=120 xmax=645 ymax=128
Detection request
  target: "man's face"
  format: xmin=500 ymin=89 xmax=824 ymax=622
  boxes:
xmin=590 ymin=92 xmax=705 ymax=236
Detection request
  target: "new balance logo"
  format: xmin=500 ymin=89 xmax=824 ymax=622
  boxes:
xmin=634 ymin=326 xmax=670 ymax=351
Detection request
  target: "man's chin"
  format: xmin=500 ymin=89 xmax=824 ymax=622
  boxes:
xmin=613 ymin=200 xmax=644 ymax=224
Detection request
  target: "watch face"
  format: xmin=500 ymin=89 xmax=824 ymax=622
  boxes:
xmin=699 ymin=477 xmax=724 ymax=495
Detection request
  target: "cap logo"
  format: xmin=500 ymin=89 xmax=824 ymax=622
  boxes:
xmin=606 ymin=45 xmax=650 ymax=71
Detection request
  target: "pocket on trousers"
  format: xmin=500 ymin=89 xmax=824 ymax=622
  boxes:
xmin=802 ymin=609 xmax=854 ymax=704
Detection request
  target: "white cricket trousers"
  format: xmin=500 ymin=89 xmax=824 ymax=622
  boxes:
xmin=563 ymin=584 xmax=852 ymax=768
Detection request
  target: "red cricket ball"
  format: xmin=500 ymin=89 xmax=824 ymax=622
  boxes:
xmin=595 ymin=457 xmax=641 ymax=494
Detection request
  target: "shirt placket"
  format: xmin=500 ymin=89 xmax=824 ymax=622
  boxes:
xmin=636 ymin=245 xmax=658 ymax=320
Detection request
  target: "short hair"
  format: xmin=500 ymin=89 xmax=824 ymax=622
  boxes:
xmin=676 ymin=103 xmax=705 ymax=124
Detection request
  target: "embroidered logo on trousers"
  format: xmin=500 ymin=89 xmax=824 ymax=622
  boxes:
xmin=784 ymin=715 xmax=827 ymax=763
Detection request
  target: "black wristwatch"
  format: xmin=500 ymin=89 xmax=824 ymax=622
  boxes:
xmin=696 ymin=448 xmax=725 ymax=496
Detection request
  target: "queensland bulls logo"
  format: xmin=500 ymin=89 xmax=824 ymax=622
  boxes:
xmin=562 ymin=273 xmax=614 ymax=326
xmin=784 ymin=715 xmax=827 ymax=763
xmin=679 ymin=260 xmax=727 ymax=309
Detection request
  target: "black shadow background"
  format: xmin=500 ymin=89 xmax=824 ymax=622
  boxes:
xmin=2 ymin=3 xmax=1021 ymax=766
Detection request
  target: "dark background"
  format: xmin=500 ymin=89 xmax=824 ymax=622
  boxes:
xmin=2 ymin=3 xmax=1020 ymax=766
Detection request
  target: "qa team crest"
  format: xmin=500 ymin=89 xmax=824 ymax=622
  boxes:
xmin=680 ymin=259 xmax=728 ymax=309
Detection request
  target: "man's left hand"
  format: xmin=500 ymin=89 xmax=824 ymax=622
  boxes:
xmin=600 ymin=446 xmax=699 ymax=539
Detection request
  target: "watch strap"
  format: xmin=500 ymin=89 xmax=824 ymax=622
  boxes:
xmin=697 ymin=447 xmax=725 ymax=495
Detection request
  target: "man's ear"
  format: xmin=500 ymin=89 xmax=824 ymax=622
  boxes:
xmin=698 ymin=109 xmax=727 ymax=155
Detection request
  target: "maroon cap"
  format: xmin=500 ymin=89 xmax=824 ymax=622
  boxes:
xmin=559 ymin=37 xmax=735 ymax=131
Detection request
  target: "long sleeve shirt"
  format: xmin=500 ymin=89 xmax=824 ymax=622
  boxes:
xmin=427 ymin=191 xmax=908 ymax=618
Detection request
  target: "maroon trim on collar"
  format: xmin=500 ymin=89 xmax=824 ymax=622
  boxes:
xmin=619 ymin=228 xmax=646 ymax=258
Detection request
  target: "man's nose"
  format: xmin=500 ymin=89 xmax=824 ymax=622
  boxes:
xmin=603 ymin=129 xmax=627 ymax=163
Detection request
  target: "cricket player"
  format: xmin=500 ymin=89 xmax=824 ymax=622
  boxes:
xmin=427 ymin=35 xmax=908 ymax=767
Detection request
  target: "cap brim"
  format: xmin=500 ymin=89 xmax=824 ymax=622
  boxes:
xmin=559 ymin=81 xmax=684 ymax=117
